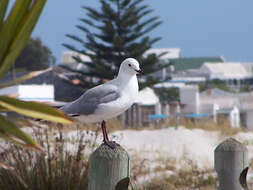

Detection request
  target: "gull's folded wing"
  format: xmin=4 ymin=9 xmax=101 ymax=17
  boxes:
xmin=60 ymin=84 xmax=120 ymax=115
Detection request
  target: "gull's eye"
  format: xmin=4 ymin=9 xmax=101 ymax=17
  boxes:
xmin=128 ymin=64 xmax=131 ymax=67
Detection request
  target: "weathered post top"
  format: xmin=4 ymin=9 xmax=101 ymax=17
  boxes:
xmin=214 ymin=138 xmax=248 ymax=190
xmin=91 ymin=144 xmax=129 ymax=160
xmin=215 ymin=138 xmax=247 ymax=152
xmin=88 ymin=144 xmax=130 ymax=190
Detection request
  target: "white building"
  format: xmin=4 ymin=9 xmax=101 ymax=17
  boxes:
xmin=61 ymin=51 xmax=91 ymax=70
xmin=168 ymin=62 xmax=253 ymax=91
xmin=122 ymin=87 xmax=169 ymax=126
xmin=199 ymin=62 xmax=253 ymax=90
xmin=145 ymin=48 xmax=181 ymax=80
xmin=179 ymin=85 xmax=200 ymax=114
xmin=61 ymin=51 xmax=91 ymax=64
xmin=0 ymin=85 xmax=55 ymax=103
xmin=135 ymin=87 xmax=160 ymax=106
xmin=200 ymin=62 xmax=253 ymax=80
xmin=145 ymin=48 xmax=181 ymax=60
xmin=179 ymin=86 xmax=253 ymax=129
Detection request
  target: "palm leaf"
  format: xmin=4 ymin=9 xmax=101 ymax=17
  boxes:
xmin=0 ymin=0 xmax=46 ymax=79
xmin=0 ymin=0 xmax=31 ymax=63
xmin=0 ymin=115 xmax=42 ymax=150
xmin=0 ymin=96 xmax=73 ymax=124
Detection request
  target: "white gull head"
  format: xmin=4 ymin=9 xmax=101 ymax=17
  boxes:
xmin=118 ymin=58 xmax=142 ymax=76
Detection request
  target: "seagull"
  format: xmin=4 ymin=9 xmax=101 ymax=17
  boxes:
xmin=60 ymin=58 xmax=142 ymax=148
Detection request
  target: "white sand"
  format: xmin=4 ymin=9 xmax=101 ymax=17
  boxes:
xmin=65 ymin=126 xmax=253 ymax=170
xmin=112 ymin=127 xmax=253 ymax=170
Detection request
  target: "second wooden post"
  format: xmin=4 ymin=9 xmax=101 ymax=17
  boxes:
xmin=215 ymin=138 xmax=248 ymax=190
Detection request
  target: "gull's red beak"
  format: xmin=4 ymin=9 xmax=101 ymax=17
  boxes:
xmin=136 ymin=69 xmax=143 ymax=74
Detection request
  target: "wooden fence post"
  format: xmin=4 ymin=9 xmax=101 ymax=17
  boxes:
xmin=214 ymin=138 xmax=248 ymax=190
xmin=88 ymin=144 xmax=130 ymax=190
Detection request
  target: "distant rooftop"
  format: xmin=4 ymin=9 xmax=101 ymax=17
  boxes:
xmin=145 ymin=48 xmax=180 ymax=59
xmin=200 ymin=88 xmax=233 ymax=97
xmin=169 ymin=56 xmax=224 ymax=72
xmin=200 ymin=62 xmax=253 ymax=79
xmin=61 ymin=51 xmax=91 ymax=64
xmin=135 ymin=87 xmax=159 ymax=106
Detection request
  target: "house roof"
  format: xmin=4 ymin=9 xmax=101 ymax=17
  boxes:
xmin=135 ymin=87 xmax=159 ymax=106
xmin=200 ymin=63 xmax=253 ymax=79
xmin=0 ymin=67 xmax=84 ymax=102
xmin=200 ymin=88 xmax=233 ymax=97
xmin=145 ymin=48 xmax=180 ymax=59
xmin=154 ymin=81 xmax=186 ymax=88
xmin=61 ymin=51 xmax=91 ymax=64
xmin=169 ymin=57 xmax=224 ymax=72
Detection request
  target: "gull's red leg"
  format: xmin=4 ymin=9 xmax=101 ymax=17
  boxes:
xmin=101 ymin=120 xmax=109 ymax=142
xmin=101 ymin=120 xmax=117 ymax=149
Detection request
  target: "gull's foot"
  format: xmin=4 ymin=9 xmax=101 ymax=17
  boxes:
xmin=101 ymin=120 xmax=119 ymax=149
xmin=103 ymin=140 xmax=119 ymax=149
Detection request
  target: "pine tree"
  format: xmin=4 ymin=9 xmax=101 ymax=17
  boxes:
xmin=63 ymin=0 xmax=167 ymax=89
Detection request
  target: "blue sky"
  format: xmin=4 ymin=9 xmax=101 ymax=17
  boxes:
xmin=32 ymin=0 xmax=253 ymax=63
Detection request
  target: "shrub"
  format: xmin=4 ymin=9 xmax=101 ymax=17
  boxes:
xmin=0 ymin=125 xmax=98 ymax=190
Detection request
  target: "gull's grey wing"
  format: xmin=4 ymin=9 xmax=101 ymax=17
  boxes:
xmin=60 ymin=84 xmax=120 ymax=115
